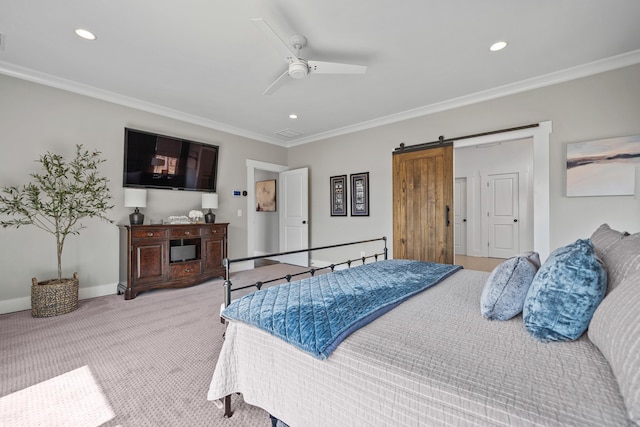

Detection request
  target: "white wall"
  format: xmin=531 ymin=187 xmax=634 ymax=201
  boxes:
xmin=288 ymin=64 xmax=640 ymax=262
xmin=0 ymin=74 xmax=287 ymax=313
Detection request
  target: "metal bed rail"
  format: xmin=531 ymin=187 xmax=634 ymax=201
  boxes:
xmin=222 ymin=236 xmax=387 ymax=308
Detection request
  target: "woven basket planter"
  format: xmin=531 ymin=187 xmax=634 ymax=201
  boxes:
xmin=31 ymin=272 xmax=79 ymax=318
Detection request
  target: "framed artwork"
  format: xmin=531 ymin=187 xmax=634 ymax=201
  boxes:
xmin=256 ymin=179 xmax=276 ymax=211
xmin=566 ymin=135 xmax=640 ymax=197
xmin=330 ymin=175 xmax=347 ymax=216
xmin=350 ymin=172 xmax=369 ymax=216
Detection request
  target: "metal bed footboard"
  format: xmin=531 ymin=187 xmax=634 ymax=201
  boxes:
xmin=222 ymin=236 xmax=387 ymax=309
xmin=220 ymin=236 xmax=387 ymax=418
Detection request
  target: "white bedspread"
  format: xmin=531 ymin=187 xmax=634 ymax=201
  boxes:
xmin=208 ymin=269 xmax=630 ymax=426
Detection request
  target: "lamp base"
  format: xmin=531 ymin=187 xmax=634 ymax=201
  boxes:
xmin=204 ymin=211 xmax=216 ymax=224
xmin=129 ymin=209 xmax=144 ymax=225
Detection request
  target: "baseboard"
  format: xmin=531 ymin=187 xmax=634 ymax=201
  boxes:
xmin=0 ymin=282 xmax=119 ymax=315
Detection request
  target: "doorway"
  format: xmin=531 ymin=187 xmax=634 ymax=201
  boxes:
xmin=246 ymin=160 xmax=309 ymax=269
xmin=453 ymin=121 xmax=552 ymax=263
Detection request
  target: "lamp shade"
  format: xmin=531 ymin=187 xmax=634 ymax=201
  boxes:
xmin=202 ymin=193 xmax=219 ymax=209
xmin=124 ymin=188 xmax=147 ymax=208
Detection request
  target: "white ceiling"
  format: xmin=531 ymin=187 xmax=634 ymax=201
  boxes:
xmin=1 ymin=1 xmax=640 ymax=147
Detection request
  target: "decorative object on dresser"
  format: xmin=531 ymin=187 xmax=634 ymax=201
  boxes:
xmin=0 ymin=144 xmax=113 ymax=317
xmin=124 ymin=188 xmax=147 ymax=225
xmin=202 ymin=193 xmax=218 ymax=223
xmin=118 ymin=222 xmax=228 ymax=300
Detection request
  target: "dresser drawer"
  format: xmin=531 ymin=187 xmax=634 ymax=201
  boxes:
xmin=132 ymin=228 xmax=167 ymax=239
xmin=201 ymin=225 xmax=227 ymax=237
xmin=170 ymin=261 xmax=201 ymax=279
xmin=169 ymin=227 xmax=201 ymax=238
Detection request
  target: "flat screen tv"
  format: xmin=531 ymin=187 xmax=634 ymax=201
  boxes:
xmin=123 ymin=128 xmax=219 ymax=192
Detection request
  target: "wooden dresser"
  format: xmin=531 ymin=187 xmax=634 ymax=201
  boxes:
xmin=118 ymin=223 xmax=228 ymax=300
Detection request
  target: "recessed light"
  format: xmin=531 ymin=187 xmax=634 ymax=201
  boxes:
xmin=489 ymin=41 xmax=507 ymax=52
xmin=289 ymin=114 xmax=298 ymax=119
xmin=75 ymin=28 xmax=96 ymax=40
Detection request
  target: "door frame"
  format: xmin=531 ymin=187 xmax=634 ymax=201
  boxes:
xmin=453 ymin=121 xmax=551 ymax=261
xmin=246 ymin=159 xmax=288 ymax=270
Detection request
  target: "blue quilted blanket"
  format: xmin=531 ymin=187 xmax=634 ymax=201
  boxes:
xmin=222 ymin=259 xmax=462 ymax=360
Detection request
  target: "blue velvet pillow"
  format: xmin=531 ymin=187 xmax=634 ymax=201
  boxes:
xmin=481 ymin=252 xmax=540 ymax=321
xmin=523 ymin=239 xmax=607 ymax=342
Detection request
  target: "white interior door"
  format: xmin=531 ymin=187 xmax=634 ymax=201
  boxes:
xmin=454 ymin=178 xmax=467 ymax=255
xmin=278 ymin=167 xmax=309 ymax=266
xmin=487 ymin=172 xmax=520 ymax=258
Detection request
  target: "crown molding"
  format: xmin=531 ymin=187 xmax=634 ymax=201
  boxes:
xmin=286 ymin=49 xmax=640 ymax=147
xmin=0 ymin=60 xmax=287 ymax=147
xmin=2 ymin=49 xmax=639 ymax=149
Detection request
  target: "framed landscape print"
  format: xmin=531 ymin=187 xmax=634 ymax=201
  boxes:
xmin=330 ymin=175 xmax=347 ymax=216
xmin=350 ymin=172 xmax=369 ymax=216
xmin=566 ymin=135 xmax=640 ymax=197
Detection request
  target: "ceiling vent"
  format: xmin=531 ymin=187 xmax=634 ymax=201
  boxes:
xmin=275 ymin=128 xmax=304 ymax=138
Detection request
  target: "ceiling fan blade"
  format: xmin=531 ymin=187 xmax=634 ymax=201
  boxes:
xmin=308 ymin=61 xmax=367 ymax=74
xmin=262 ymin=69 xmax=291 ymax=95
xmin=251 ymin=18 xmax=302 ymax=64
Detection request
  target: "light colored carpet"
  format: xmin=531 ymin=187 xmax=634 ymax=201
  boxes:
xmin=0 ymin=264 xmax=309 ymax=426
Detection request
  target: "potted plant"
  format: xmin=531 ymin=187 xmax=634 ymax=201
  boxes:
xmin=0 ymin=144 xmax=113 ymax=317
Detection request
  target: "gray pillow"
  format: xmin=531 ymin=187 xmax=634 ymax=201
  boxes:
xmin=598 ymin=232 xmax=640 ymax=293
xmin=588 ymin=275 xmax=640 ymax=424
xmin=481 ymin=252 xmax=540 ymax=321
xmin=590 ymin=223 xmax=627 ymax=259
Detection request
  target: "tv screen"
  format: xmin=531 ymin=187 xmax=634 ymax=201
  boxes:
xmin=123 ymin=128 xmax=219 ymax=192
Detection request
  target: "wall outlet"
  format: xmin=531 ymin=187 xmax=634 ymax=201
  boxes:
xmin=237 ymin=209 xmax=242 ymax=217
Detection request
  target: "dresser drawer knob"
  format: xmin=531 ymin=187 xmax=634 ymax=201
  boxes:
xmin=184 ymin=231 xmax=190 ymax=235
xmin=185 ymin=268 xmax=191 ymax=273
xmin=147 ymin=232 xmax=154 ymax=237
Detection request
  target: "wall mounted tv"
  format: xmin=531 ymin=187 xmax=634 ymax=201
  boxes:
xmin=123 ymin=128 xmax=219 ymax=192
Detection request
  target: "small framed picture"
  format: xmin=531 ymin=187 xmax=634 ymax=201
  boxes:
xmin=350 ymin=172 xmax=369 ymax=216
xmin=330 ymin=175 xmax=347 ymax=216
xmin=256 ymin=179 xmax=276 ymax=212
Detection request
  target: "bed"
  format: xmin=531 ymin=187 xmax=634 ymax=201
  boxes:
xmin=208 ymin=226 xmax=640 ymax=426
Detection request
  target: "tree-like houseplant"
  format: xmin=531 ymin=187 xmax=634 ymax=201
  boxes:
xmin=0 ymin=144 xmax=113 ymax=317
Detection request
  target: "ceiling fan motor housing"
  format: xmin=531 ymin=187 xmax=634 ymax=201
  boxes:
xmin=289 ymin=61 xmax=308 ymax=79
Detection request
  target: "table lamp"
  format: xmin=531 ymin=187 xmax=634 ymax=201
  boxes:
xmin=124 ymin=188 xmax=147 ymax=225
xmin=202 ymin=193 xmax=218 ymax=223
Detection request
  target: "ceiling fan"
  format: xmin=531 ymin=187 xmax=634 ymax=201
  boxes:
xmin=251 ymin=18 xmax=368 ymax=95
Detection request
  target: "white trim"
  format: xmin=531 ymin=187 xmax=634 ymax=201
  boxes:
xmin=246 ymin=159 xmax=288 ymax=268
xmin=1 ymin=50 xmax=637 ymax=147
xmin=453 ymin=121 xmax=552 ymax=261
xmin=0 ymin=282 xmax=118 ymax=315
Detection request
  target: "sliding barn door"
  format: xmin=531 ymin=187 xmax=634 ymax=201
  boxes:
xmin=393 ymin=145 xmax=454 ymax=264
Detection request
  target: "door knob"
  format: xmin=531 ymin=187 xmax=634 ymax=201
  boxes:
xmin=302 ymin=220 xmax=307 ymax=224
xmin=513 ymin=219 xmax=518 ymax=222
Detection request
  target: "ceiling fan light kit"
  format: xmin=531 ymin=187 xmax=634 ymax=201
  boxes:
xmin=252 ymin=18 xmax=367 ymax=94
xmin=289 ymin=61 xmax=308 ymax=79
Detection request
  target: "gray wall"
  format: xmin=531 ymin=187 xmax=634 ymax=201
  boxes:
xmin=288 ymin=63 xmax=640 ymax=261
xmin=0 ymin=74 xmax=286 ymax=312
xmin=2 ymin=63 xmax=640 ymax=313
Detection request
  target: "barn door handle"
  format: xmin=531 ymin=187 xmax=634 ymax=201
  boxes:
xmin=445 ymin=205 xmax=450 ymax=227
